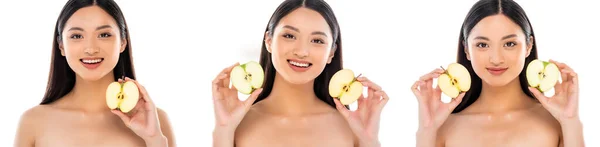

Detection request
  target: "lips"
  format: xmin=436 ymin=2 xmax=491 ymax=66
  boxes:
xmin=80 ymin=58 xmax=104 ymax=69
xmin=287 ymin=59 xmax=312 ymax=72
xmin=287 ymin=59 xmax=312 ymax=68
xmin=486 ymin=67 xmax=508 ymax=75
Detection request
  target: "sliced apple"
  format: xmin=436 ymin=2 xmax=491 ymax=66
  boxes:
xmin=437 ymin=63 xmax=471 ymax=98
xmin=526 ymin=59 xmax=560 ymax=92
xmin=230 ymin=61 xmax=265 ymax=95
xmin=105 ymin=81 xmax=140 ymax=113
xmin=329 ymin=69 xmax=363 ymax=105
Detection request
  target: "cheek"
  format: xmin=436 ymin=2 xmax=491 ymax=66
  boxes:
xmin=62 ymin=41 xmax=83 ymax=59
xmin=469 ymin=50 xmax=488 ymax=67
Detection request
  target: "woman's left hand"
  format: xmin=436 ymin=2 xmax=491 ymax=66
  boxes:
xmin=333 ymin=76 xmax=389 ymax=147
xmin=111 ymin=77 xmax=168 ymax=147
xmin=528 ymin=60 xmax=580 ymax=124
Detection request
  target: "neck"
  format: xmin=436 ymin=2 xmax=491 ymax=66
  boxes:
xmin=63 ymin=73 xmax=115 ymax=112
xmin=260 ymin=73 xmax=324 ymax=116
xmin=471 ymin=77 xmax=536 ymax=114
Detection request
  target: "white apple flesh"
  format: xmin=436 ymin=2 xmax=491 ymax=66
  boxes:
xmin=526 ymin=59 xmax=560 ymax=92
xmin=329 ymin=69 xmax=363 ymax=105
xmin=437 ymin=63 xmax=471 ymax=98
xmin=230 ymin=61 xmax=265 ymax=95
xmin=105 ymin=81 xmax=140 ymax=113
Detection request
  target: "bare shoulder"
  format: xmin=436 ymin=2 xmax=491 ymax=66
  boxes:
xmin=155 ymin=107 xmax=176 ymax=147
xmin=18 ymin=105 xmax=53 ymax=128
xmin=14 ymin=105 xmax=53 ymax=146
xmin=529 ymin=104 xmax=562 ymax=134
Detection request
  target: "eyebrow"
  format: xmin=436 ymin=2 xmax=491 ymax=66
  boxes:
xmin=473 ymin=34 xmax=518 ymax=41
xmin=67 ymin=25 xmax=113 ymax=31
xmin=501 ymin=34 xmax=517 ymax=40
xmin=312 ymin=31 xmax=327 ymax=37
xmin=282 ymin=25 xmax=328 ymax=37
xmin=283 ymin=25 xmax=299 ymax=32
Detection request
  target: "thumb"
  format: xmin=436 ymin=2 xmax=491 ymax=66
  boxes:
xmin=244 ymin=88 xmax=263 ymax=107
xmin=528 ymin=87 xmax=549 ymax=106
xmin=111 ymin=110 xmax=132 ymax=127
xmin=333 ymin=98 xmax=350 ymax=118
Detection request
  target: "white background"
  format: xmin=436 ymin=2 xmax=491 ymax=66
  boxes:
xmin=1 ymin=0 xmax=598 ymax=146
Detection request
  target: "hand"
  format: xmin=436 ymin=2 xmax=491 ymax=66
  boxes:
xmin=111 ymin=77 xmax=167 ymax=146
xmin=411 ymin=69 xmax=465 ymax=130
xmin=528 ymin=60 xmax=580 ymax=124
xmin=333 ymin=76 xmax=388 ymax=147
xmin=212 ymin=63 xmax=263 ymax=131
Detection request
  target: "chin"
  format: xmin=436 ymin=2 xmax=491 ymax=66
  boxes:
xmin=481 ymin=75 xmax=518 ymax=87
xmin=74 ymin=69 xmax=113 ymax=82
xmin=277 ymin=71 xmax=316 ymax=85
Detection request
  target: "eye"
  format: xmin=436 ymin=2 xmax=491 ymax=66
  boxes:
xmin=99 ymin=33 xmax=112 ymax=38
xmin=282 ymin=34 xmax=295 ymax=39
xmin=504 ymin=42 xmax=516 ymax=47
xmin=70 ymin=34 xmax=83 ymax=39
xmin=476 ymin=43 xmax=489 ymax=48
xmin=311 ymin=39 xmax=324 ymax=44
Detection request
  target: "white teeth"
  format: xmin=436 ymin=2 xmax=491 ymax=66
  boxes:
xmin=82 ymin=59 xmax=102 ymax=64
xmin=288 ymin=60 xmax=310 ymax=67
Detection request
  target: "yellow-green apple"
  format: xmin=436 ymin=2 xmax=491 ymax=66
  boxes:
xmin=106 ymin=81 xmax=140 ymax=113
xmin=437 ymin=63 xmax=471 ymax=98
xmin=329 ymin=69 xmax=363 ymax=105
xmin=230 ymin=61 xmax=265 ymax=95
xmin=526 ymin=59 xmax=560 ymax=92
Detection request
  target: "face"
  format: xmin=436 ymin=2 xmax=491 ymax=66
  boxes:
xmin=265 ymin=7 xmax=335 ymax=85
xmin=59 ymin=6 xmax=126 ymax=81
xmin=464 ymin=14 xmax=533 ymax=87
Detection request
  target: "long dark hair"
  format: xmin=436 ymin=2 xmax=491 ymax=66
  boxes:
xmin=40 ymin=0 xmax=135 ymax=105
xmin=254 ymin=0 xmax=343 ymax=108
xmin=453 ymin=0 xmax=538 ymax=113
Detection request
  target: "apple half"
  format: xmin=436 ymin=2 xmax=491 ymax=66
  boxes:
xmin=437 ymin=63 xmax=471 ymax=98
xmin=526 ymin=59 xmax=560 ymax=92
xmin=230 ymin=61 xmax=265 ymax=95
xmin=329 ymin=69 xmax=363 ymax=105
xmin=106 ymin=81 xmax=140 ymax=113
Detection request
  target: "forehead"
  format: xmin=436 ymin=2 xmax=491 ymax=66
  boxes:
xmin=63 ymin=6 xmax=118 ymax=30
xmin=276 ymin=7 xmax=332 ymax=35
xmin=468 ymin=14 xmax=525 ymax=39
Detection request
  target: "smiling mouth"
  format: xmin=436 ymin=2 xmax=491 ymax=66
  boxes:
xmin=287 ymin=59 xmax=312 ymax=68
xmin=80 ymin=58 xmax=104 ymax=64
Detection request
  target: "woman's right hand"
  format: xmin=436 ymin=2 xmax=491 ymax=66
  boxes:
xmin=411 ymin=68 xmax=465 ymax=131
xmin=212 ymin=63 xmax=263 ymax=132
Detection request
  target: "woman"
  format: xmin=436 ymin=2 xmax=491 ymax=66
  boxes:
xmin=14 ymin=0 xmax=175 ymax=146
xmin=412 ymin=0 xmax=584 ymax=146
xmin=212 ymin=0 xmax=388 ymax=146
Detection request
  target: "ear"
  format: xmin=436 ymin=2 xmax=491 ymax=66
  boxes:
xmin=120 ymin=38 xmax=127 ymax=53
xmin=525 ymin=36 xmax=534 ymax=57
xmin=327 ymin=44 xmax=336 ymax=64
xmin=264 ymin=31 xmax=272 ymax=53
xmin=58 ymin=38 xmax=65 ymax=56
xmin=463 ymin=40 xmax=471 ymax=61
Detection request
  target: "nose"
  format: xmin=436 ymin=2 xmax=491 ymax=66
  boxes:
xmin=489 ymin=47 xmax=505 ymax=65
xmin=292 ymin=41 xmax=309 ymax=58
xmin=83 ymin=39 xmax=99 ymax=55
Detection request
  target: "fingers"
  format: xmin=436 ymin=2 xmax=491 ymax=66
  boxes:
xmin=448 ymin=93 xmax=465 ymax=111
xmin=419 ymin=69 xmax=444 ymax=81
xmin=243 ymin=88 xmax=263 ymax=108
xmin=357 ymin=76 xmax=382 ymax=91
xmin=417 ymin=69 xmax=444 ymax=94
xmin=411 ymin=81 xmax=423 ymax=99
xmin=212 ymin=63 xmax=240 ymax=88
xmin=377 ymin=90 xmax=389 ymax=111
xmin=111 ymin=110 xmax=132 ymax=127
xmin=528 ymin=87 xmax=549 ymax=106
xmin=333 ymin=98 xmax=350 ymax=118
